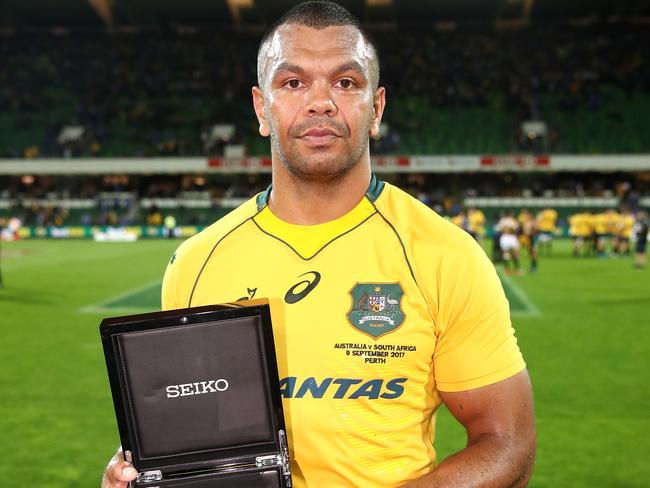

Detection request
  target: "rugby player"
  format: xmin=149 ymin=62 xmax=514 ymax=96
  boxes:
xmin=634 ymin=210 xmax=649 ymax=269
xmin=605 ymin=208 xmax=621 ymax=255
xmin=496 ymin=211 xmax=521 ymax=275
xmin=491 ymin=211 xmax=504 ymax=263
xmin=450 ymin=209 xmax=475 ymax=239
xmin=535 ymin=207 xmax=557 ymax=256
xmin=468 ymin=206 xmax=486 ymax=244
xmin=568 ymin=211 xmax=591 ymax=257
xmin=102 ymin=2 xmax=535 ymax=487
xmin=517 ymin=209 xmax=538 ymax=272
xmin=592 ymin=210 xmax=609 ymax=257
xmin=617 ymin=207 xmax=636 ymax=256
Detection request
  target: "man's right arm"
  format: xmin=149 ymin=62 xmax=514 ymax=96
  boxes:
xmin=400 ymin=370 xmax=536 ymax=487
xmin=101 ymin=447 xmax=138 ymax=488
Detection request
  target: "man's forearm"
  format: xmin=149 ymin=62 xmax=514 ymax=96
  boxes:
xmin=401 ymin=432 xmax=535 ymax=488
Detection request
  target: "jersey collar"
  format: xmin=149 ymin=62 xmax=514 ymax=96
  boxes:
xmin=252 ymin=174 xmax=384 ymax=260
xmin=256 ymin=173 xmax=384 ymax=211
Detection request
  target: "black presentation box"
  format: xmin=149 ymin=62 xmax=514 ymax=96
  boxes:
xmin=100 ymin=300 xmax=292 ymax=488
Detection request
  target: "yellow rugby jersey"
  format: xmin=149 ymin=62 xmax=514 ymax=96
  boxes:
xmin=569 ymin=213 xmax=592 ymax=238
xmin=536 ymin=208 xmax=558 ymax=232
xmin=517 ymin=211 xmax=530 ymax=223
xmin=162 ymin=176 xmax=525 ymax=488
xmin=621 ymin=214 xmax=635 ymax=238
xmin=593 ymin=212 xmax=609 ymax=234
xmin=468 ymin=209 xmax=486 ymax=235
xmin=450 ymin=214 xmax=467 ymax=229
xmin=605 ymin=210 xmax=621 ymax=235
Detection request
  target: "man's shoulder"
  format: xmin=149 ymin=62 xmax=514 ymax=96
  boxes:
xmin=376 ymin=182 xmax=474 ymax=248
xmin=174 ymin=195 xmax=260 ymax=262
xmin=375 ymin=182 xmax=491 ymax=285
xmin=162 ymin=195 xmax=261 ymax=308
xmin=375 ymin=182 xmax=439 ymax=221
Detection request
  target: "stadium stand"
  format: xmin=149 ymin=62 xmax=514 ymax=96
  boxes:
xmin=1 ymin=23 xmax=649 ymax=157
xmin=1 ymin=1 xmax=649 ymax=235
xmin=1 ymin=171 xmax=648 ymax=231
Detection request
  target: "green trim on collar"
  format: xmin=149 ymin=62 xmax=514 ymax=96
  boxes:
xmin=255 ymin=174 xmax=384 ymax=210
xmin=365 ymin=173 xmax=385 ymax=202
xmin=256 ymin=185 xmax=272 ymax=211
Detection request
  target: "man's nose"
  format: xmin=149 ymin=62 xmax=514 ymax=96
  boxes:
xmin=305 ymin=81 xmax=338 ymax=117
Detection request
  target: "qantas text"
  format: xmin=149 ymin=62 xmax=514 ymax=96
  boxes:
xmin=279 ymin=377 xmax=407 ymax=399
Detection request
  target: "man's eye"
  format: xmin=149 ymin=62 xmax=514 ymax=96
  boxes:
xmin=336 ymin=79 xmax=356 ymax=89
xmin=286 ymin=79 xmax=303 ymax=89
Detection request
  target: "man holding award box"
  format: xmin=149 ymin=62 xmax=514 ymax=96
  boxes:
xmin=104 ymin=2 xmax=535 ymax=487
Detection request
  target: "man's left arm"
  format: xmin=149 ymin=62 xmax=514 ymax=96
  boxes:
xmin=402 ymin=369 xmax=536 ymax=488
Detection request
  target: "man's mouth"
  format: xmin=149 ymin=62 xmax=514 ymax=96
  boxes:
xmin=298 ymin=128 xmax=340 ymax=146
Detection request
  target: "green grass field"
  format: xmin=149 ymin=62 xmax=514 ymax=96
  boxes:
xmin=1 ymin=239 xmax=649 ymax=487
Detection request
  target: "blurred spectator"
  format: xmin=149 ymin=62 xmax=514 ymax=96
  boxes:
xmin=1 ymin=23 xmax=648 ymax=157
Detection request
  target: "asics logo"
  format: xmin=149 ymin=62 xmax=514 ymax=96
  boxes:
xmin=237 ymin=287 xmax=257 ymax=302
xmin=284 ymin=271 xmax=321 ymax=304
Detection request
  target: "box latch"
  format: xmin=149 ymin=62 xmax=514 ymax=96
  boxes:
xmin=137 ymin=470 xmax=163 ymax=483
xmin=255 ymin=454 xmax=283 ymax=468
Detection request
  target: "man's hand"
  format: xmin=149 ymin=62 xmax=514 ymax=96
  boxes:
xmin=101 ymin=446 xmax=138 ymax=488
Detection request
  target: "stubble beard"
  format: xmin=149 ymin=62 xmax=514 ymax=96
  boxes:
xmin=269 ymin=116 xmax=372 ymax=183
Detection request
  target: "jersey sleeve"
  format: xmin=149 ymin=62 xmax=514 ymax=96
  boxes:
xmin=433 ymin=234 xmax=526 ymax=392
xmin=161 ymin=251 xmax=180 ymax=311
xmin=160 ymin=238 xmax=196 ymax=311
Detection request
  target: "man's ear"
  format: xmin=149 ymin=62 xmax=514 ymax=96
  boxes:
xmin=252 ymin=86 xmax=270 ymax=137
xmin=369 ymin=87 xmax=386 ymax=137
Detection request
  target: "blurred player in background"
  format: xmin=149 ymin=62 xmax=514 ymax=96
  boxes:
xmin=497 ymin=211 xmax=521 ymax=275
xmin=491 ymin=211 xmax=504 ymax=263
xmin=592 ymin=210 xmax=610 ymax=257
xmin=450 ymin=209 xmax=472 ymax=236
xmin=468 ymin=206 xmax=486 ymax=244
xmin=163 ymin=214 xmax=177 ymax=238
xmin=0 ymin=217 xmax=4 ymax=288
xmin=5 ymin=216 xmax=22 ymax=241
xmin=518 ymin=209 xmax=539 ymax=272
xmin=616 ymin=207 xmax=636 ymax=256
xmin=569 ymin=211 xmax=591 ymax=257
xmin=536 ymin=207 xmax=557 ymax=256
xmin=634 ymin=210 xmax=648 ymax=269
xmin=605 ymin=208 xmax=621 ymax=255
xmin=450 ymin=208 xmax=483 ymax=242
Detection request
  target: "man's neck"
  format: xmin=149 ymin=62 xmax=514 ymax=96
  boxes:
xmin=268 ymin=159 xmax=372 ymax=225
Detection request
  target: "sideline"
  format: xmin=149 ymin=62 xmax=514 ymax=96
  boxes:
xmin=80 ymin=279 xmax=161 ymax=314
xmin=497 ymin=268 xmax=542 ymax=317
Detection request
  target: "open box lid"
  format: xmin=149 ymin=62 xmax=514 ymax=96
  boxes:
xmin=100 ymin=300 xmax=290 ymax=481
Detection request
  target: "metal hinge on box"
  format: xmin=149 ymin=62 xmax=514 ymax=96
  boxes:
xmin=137 ymin=470 xmax=163 ymax=483
xmin=278 ymin=429 xmax=291 ymax=483
xmin=257 ymin=430 xmax=292 ymax=486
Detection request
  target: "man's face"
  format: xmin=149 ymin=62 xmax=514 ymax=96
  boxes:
xmin=253 ymin=24 xmax=384 ymax=181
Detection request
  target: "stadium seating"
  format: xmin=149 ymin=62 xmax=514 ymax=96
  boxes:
xmin=1 ymin=25 xmax=648 ymax=157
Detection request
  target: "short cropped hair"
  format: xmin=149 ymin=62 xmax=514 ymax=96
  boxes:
xmin=257 ymin=1 xmax=380 ymax=90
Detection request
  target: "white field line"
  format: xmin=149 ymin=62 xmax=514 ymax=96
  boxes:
xmin=497 ymin=269 xmax=542 ymax=317
xmin=79 ymin=280 xmax=161 ymax=314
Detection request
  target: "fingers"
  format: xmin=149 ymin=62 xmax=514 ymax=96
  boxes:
xmin=101 ymin=448 xmax=138 ymax=488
